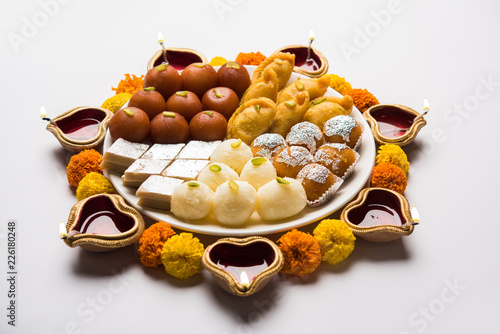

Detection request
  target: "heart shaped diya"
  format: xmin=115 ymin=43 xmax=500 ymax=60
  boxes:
xmin=46 ymin=106 xmax=113 ymax=152
xmin=62 ymin=194 xmax=145 ymax=252
xmin=147 ymin=47 xmax=208 ymax=71
xmin=202 ymin=236 xmax=284 ymax=297
xmin=274 ymin=45 xmax=329 ymax=78
xmin=340 ymin=187 xmax=416 ymax=242
xmin=364 ymin=104 xmax=427 ymax=146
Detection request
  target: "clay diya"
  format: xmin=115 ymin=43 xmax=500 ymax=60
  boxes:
xmin=341 ymin=187 xmax=417 ymax=242
xmin=45 ymin=106 xmax=113 ymax=152
xmin=147 ymin=48 xmax=208 ymax=71
xmin=364 ymin=104 xmax=427 ymax=146
xmin=202 ymin=236 xmax=284 ymax=297
xmin=62 ymin=194 xmax=145 ymax=252
xmin=273 ymin=45 xmax=328 ymax=78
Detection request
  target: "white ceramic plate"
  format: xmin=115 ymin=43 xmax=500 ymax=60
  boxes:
xmin=105 ymin=66 xmax=376 ymax=236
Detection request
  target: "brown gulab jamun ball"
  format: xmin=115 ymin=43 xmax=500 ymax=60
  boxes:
xmin=201 ymin=87 xmax=240 ymax=120
xmin=127 ymin=87 xmax=166 ymax=120
xmin=181 ymin=63 xmax=218 ymax=99
xmin=150 ymin=111 xmax=189 ymax=144
xmin=165 ymin=91 xmax=203 ymax=122
xmin=189 ymin=110 xmax=227 ymax=141
xmin=143 ymin=63 xmax=182 ymax=101
xmin=109 ymin=107 xmax=150 ymax=143
xmin=217 ymin=61 xmax=251 ymax=99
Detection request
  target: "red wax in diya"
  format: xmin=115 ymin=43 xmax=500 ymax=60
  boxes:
xmin=56 ymin=108 xmax=107 ymax=142
xmin=209 ymin=242 xmax=275 ymax=283
xmin=72 ymin=196 xmax=135 ymax=235
xmin=347 ymin=189 xmax=406 ymax=227
xmin=281 ymin=46 xmax=322 ymax=71
xmin=152 ymin=50 xmax=205 ymax=71
xmin=370 ymin=105 xmax=414 ymax=138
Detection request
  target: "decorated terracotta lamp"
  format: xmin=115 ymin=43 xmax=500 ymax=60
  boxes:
xmin=341 ymin=187 xmax=419 ymax=242
xmin=202 ymin=236 xmax=284 ymax=297
xmin=147 ymin=30 xmax=208 ymax=71
xmin=43 ymin=106 xmax=113 ymax=152
xmin=274 ymin=28 xmax=328 ymax=78
xmin=363 ymin=99 xmax=429 ymax=146
xmin=61 ymin=194 xmax=145 ymax=252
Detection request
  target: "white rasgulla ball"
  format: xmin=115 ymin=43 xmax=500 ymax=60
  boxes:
xmin=171 ymin=181 xmax=214 ymax=220
xmin=210 ymin=139 xmax=253 ymax=174
xmin=196 ymin=162 xmax=239 ymax=191
xmin=212 ymin=180 xmax=257 ymax=226
xmin=257 ymin=177 xmax=307 ymax=221
xmin=239 ymin=157 xmax=277 ymax=190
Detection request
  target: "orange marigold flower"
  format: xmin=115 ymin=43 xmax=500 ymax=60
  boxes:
xmin=277 ymin=229 xmax=321 ymax=277
xmin=66 ymin=149 xmax=103 ymax=187
xmin=371 ymin=163 xmax=407 ymax=194
xmin=138 ymin=222 xmax=176 ymax=268
xmin=345 ymin=88 xmax=379 ymax=112
xmin=112 ymin=74 xmax=144 ymax=95
xmin=235 ymin=52 xmax=267 ymax=66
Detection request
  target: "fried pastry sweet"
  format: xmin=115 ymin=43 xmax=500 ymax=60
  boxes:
xmin=226 ymin=97 xmax=277 ymax=145
xmin=251 ymin=52 xmax=295 ymax=90
xmin=303 ymin=95 xmax=353 ymax=130
xmin=268 ymin=91 xmax=310 ymax=137
xmin=240 ymin=68 xmax=279 ymax=104
xmin=277 ymin=76 xmax=330 ymax=104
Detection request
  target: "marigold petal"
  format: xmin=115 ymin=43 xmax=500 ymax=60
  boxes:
xmin=313 ymin=219 xmax=356 ymax=264
xmin=277 ymin=229 xmax=321 ymax=277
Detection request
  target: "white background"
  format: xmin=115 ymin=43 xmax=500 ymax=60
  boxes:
xmin=1 ymin=0 xmax=499 ymax=333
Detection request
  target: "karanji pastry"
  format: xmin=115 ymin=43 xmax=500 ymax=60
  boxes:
xmin=277 ymin=76 xmax=330 ymax=104
xmin=251 ymin=52 xmax=295 ymax=90
xmin=268 ymin=91 xmax=310 ymax=138
xmin=302 ymin=95 xmax=353 ymax=130
xmin=240 ymin=67 xmax=279 ymax=104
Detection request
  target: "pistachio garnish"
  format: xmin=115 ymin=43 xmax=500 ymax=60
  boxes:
xmin=284 ymin=100 xmax=296 ymax=107
xmin=312 ymin=97 xmax=327 ymax=106
xmin=276 ymin=177 xmax=290 ymax=184
xmin=193 ymin=63 xmax=205 ymax=68
xmin=163 ymin=111 xmax=176 ymax=117
xmin=203 ymin=111 xmax=214 ymax=117
xmin=274 ymin=58 xmax=283 ymax=64
xmin=231 ymin=139 xmax=242 ymax=148
xmin=228 ymin=180 xmax=239 ymax=190
xmin=254 ymin=105 xmax=261 ymax=112
xmin=123 ymin=108 xmax=135 ymax=117
xmin=144 ymin=87 xmax=156 ymax=91
xmin=295 ymin=80 xmax=305 ymax=90
xmin=176 ymin=91 xmax=188 ymax=97
xmin=226 ymin=62 xmax=240 ymax=69
xmin=209 ymin=164 xmax=222 ymax=172
xmin=187 ymin=181 xmax=200 ymax=187
xmin=213 ymin=88 xmax=224 ymax=98
xmin=156 ymin=63 xmax=168 ymax=71
xmin=251 ymin=157 xmax=267 ymax=166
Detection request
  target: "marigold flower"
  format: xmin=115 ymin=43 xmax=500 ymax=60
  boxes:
xmin=313 ymin=219 xmax=355 ymax=264
xmin=322 ymin=74 xmax=352 ymax=95
xmin=112 ymin=74 xmax=144 ymax=95
xmin=138 ymin=222 xmax=176 ymax=268
xmin=75 ymin=172 xmax=115 ymax=201
xmin=209 ymin=56 xmax=228 ymax=67
xmin=101 ymin=92 xmax=132 ymax=113
xmin=376 ymin=144 xmax=410 ymax=175
xmin=371 ymin=163 xmax=407 ymax=194
xmin=161 ymin=233 xmax=204 ymax=279
xmin=235 ymin=52 xmax=267 ymax=65
xmin=277 ymin=229 xmax=321 ymax=277
xmin=345 ymin=88 xmax=379 ymax=112
xmin=66 ymin=149 xmax=103 ymax=187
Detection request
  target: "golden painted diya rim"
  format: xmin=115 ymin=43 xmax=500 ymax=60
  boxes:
xmin=364 ymin=104 xmax=427 ymax=146
xmin=340 ymin=187 xmax=415 ymax=242
xmin=46 ymin=106 xmax=113 ymax=153
xmin=63 ymin=194 xmax=145 ymax=252
xmin=202 ymin=236 xmax=284 ymax=297
xmin=147 ymin=47 xmax=209 ymax=71
xmin=274 ymin=44 xmax=329 ymax=78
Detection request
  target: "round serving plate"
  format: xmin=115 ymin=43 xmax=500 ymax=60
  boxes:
xmin=105 ymin=66 xmax=376 ymax=236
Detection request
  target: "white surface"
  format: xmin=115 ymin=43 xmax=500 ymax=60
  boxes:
xmin=106 ymin=67 xmax=376 ymax=236
xmin=1 ymin=1 xmax=500 ymax=333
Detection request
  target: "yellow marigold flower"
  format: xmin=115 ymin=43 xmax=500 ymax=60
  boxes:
xmin=345 ymin=88 xmax=379 ymax=112
xmin=112 ymin=74 xmax=144 ymax=95
xmin=277 ymin=229 xmax=321 ymax=277
xmin=376 ymin=144 xmax=410 ymax=175
xmin=313 ymin=219 xmax=355 ymax=265
xmin=66 ymin=149 xmax=103 ymax=187
xmin=322 ymin=74 xmax=352 ymax=95
xmin=75 ymin=172 xmax=115 ymax=201
xmin=138 ymin=222 xmax=176 ymax=268
xmin=161 ymin=233 xmax=204 ymax=279
xmin=209 ymin=56 xmax=228 ymax=66
xmin=101 ymin=93 xmax=132 ymax=113
xmin=371 ymin=163 xmax=407 ymax=194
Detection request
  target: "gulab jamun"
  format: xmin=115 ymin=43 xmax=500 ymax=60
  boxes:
xmin=109 ymin=107 xmax=150 ymax=142
xmin=217 ymin=61 xmax=251 ymax=98
xmin=150 ymin=111 xmax=189 ymax=144
xmin=127 ymin=87 xmax=166 ymax=120
xmin=189 ymin=111 xmax=227 ymax=141
xmin=165 ymin=91 xmax=203 ymax=122
xmin=143 ymin=63 xmax=182 ymax=101
xmin=201 ymin=87 xmax=239 ymax=120
xmin=181 ymin=63 xmax=217 ymax=99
